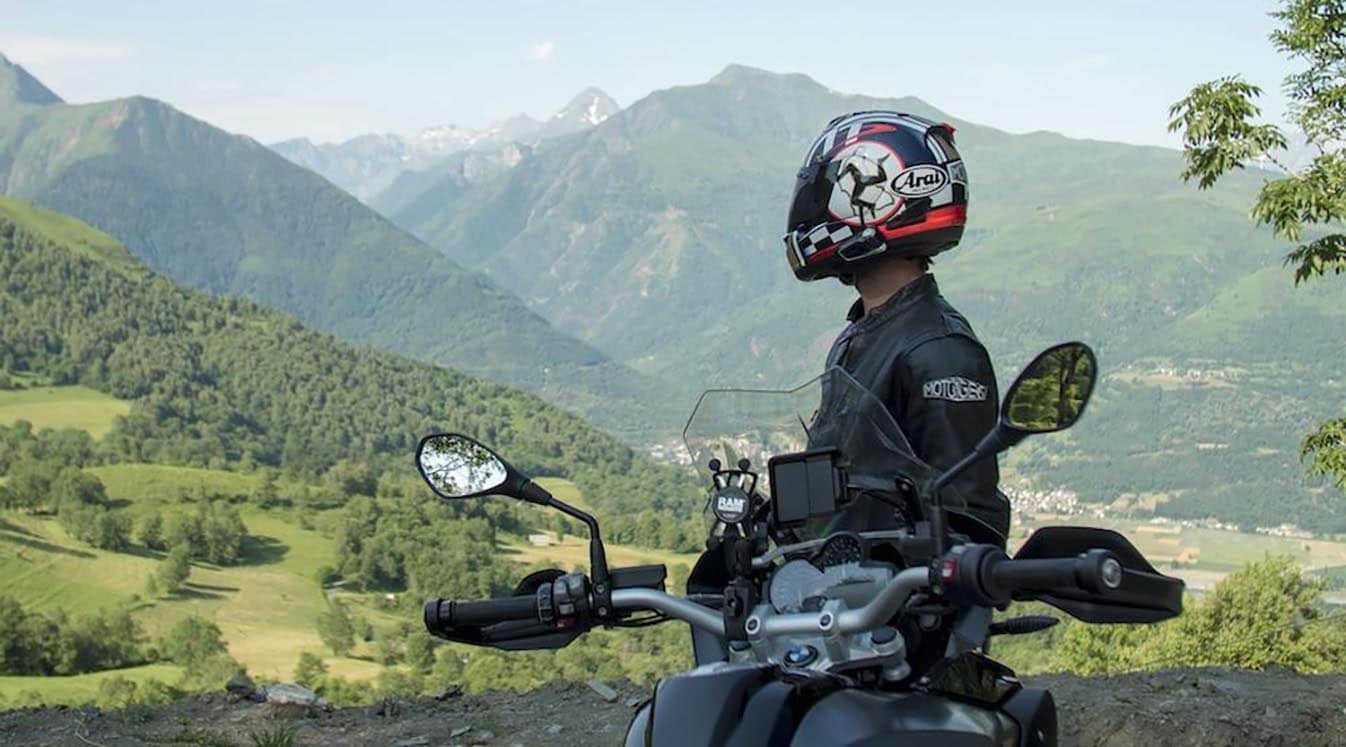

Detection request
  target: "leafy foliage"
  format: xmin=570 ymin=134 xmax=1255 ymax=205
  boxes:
xmin=292 ymin=652 xmax=328 ymax=688
xmin=1167 ymin=77 xmax=1290 ymax=189
xmin=1169 ymin=0 xmax=1346 ymax=284
xmin=1304 ymin=418 xmax=1346 ymax=492
xmin=158 ymin=502 xmax=249 ymax=565
xmin=0 ymin=596 xmax=147 ymax=675
xmin=1052 ymin=556 xmax=1346 ymax=675
xmin=154 ymin=545 xmax=193 ymax=597
xmin=161 ymin=617 xmax=228 ymax=667
xmin=316 ymin=601 xmax=356 ymax=657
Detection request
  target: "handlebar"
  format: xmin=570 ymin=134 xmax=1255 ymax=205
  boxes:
xmin=424 ymin=595 xmax=538 ymax=635
xmin=425 ymin=545 xmax=1125 ymax=643
xmin=945 ymin=545 xmax=1124 ymax=606
xmin=988 ymin=552 xmax=1122 ymax=596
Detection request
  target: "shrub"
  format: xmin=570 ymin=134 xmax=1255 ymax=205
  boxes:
xmin=316 ymin=602 xmax=355 ymax=657
xmin=137 ymin=513 xmax=165 ymax=550
xmin=293 ymin=652 xmax=327 ymax=688
xmin=161 ymin=616 xmax=227 ymax=667
xmin=154 ymin=544 xmax=192 ymax=596
xmin=1057 ymin=555 xmax=1346 ymax=675
xmin=95 ymin=676 xmax=139 ymax=710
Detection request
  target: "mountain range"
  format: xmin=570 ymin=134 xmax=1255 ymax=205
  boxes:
xmin=270 ymin=88 xmax=619 ymax=202
xmin=0 ymin=55 xmax=666 ymax=439
xmin=2 ymin=50 xmax=1342 ymax=533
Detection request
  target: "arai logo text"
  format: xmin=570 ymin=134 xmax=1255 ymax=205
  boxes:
xmin=890 ymin=165 xmax=949 ymax=198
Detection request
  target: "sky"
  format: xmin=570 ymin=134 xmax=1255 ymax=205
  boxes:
xmin=2 ymin=0 xmax=1296 ymax=147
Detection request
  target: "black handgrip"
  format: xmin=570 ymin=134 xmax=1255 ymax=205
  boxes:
xmin=424 ymin=595 xmax=539 ymax=635
xmin=988 ymin=549 xmax=1123 ymax=599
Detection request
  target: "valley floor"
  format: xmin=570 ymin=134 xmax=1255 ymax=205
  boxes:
xmin=0 ymin=668 xmax=1342 ymax=746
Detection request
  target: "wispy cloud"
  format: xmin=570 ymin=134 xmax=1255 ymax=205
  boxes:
xmin=527 ymin=40 xmax=556 ymax=62
xmin=0 ymin=35 xmax=134 ymax=65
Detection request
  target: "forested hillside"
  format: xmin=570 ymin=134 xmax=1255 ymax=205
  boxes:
xmin=0 ymin=196 xmax=691 ymax=515
xmin=0 ymin=195 xmax=707 ymax=705
xmin=0 ymin=54 xmax=671 ymax=440
xmin=392 ymin=64 xmax=1346 ymax=533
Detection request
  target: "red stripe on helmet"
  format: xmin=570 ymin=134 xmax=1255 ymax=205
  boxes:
xmin=877 ymin=204 xmax=967 ymax=241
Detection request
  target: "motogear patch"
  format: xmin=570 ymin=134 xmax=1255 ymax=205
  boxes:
xmin=827 ymin=140 xmax=905 ymax=226
xmin=922 ymin=376 xmax=988 ymax=403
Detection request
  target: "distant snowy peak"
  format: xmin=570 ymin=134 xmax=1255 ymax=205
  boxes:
xmin=268 ymin=87 xmax=620 ymax=200
xmin=553 ymin=87 xmax=619 ymax=127
xmin=412 ymin=87 xmax=619 ymax=147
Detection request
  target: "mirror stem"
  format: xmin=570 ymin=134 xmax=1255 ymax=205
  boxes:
xmin=518 ymin=480 xmax=553 ymax=506
xmin=926 ymin=425 xmax=1020 ymax=554
xmin=932 ymin=426 xmax=1015 ymax=495
xmin=539 ymin=489 xmax=611 ymax=598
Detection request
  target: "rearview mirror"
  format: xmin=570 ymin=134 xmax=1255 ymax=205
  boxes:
xmin=931 ymin=342 xmax=1098 ymax=506
xmin=1001 ymin=342 xmax=1097 ymax=435
xmin=413 ymin=433 xmax=608 ymax=596
xmin=416 ymin=434 xmax=509 ymax=499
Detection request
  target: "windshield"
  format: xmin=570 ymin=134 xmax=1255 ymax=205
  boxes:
xmin=682 ymin=367 xmax=958 ymax=515
xmin=682 ymin=376 xmax=821 ymax=481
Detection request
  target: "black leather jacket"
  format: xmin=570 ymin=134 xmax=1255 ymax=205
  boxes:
xmin=821 ymin=274 xmax=1010 ymax=544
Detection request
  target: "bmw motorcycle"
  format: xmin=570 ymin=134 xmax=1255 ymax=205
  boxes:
xmin=414 ymin=342 xmax=1184 ymax=746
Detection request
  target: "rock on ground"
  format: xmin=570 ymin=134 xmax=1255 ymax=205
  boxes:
xmin=1 ymin=670 xmax=1344 ymax=746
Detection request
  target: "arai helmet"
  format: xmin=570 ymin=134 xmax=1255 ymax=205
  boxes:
xmin=784 ymin=111 xmax=968 ymax=282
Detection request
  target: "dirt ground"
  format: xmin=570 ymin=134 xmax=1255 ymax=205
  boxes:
xmin=2 ymin=669 xmax=1344 ymax=746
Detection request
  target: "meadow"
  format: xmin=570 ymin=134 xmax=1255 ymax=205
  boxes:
xmin=0 ymin=386 xmax=130 ymax=439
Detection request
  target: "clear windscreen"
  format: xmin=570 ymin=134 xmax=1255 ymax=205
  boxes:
xmin=681 ymin=367 xmax=959 ymax=513
xmin=682 ymin=376 xmax=822 ymax=482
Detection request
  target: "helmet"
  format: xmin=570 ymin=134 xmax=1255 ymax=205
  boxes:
xmin=784 ymin=111 xmax=968 ymax=282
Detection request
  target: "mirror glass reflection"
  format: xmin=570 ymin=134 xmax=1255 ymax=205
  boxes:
xmin=417 ymin=434 xmax=507 ymax=498
xmin=1004 ymin=343 xmax=1096 ymax=433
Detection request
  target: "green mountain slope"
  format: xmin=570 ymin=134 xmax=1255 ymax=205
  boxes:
xmin=0 ymin=196 xmax=690 ymax=516
xmin=0 ymin=53 xmax=61 ymax=105
xmin=0 ymin=57 xmax=670 ymax=440
xmin=393 ymin=65 xmax=1346 ymax=532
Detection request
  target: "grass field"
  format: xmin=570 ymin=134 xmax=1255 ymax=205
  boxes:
xmin=0 ymin=505 xmax=379 ymax=703
xmin=0 ymin=474 xmax=615 ymax=706
xmin=0 ymin=664 xmax=182 ymax=707
xmin=90 ymin=463 xmax=260 ymax=504
xmin=0 ymin=386 xmax=131 ymax=439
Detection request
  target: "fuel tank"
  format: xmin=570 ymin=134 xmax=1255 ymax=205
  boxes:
xmin=791 ymin=689 xmax=1018 ymax=746
xmin=624 ymin=662 xmax=1054 ymax=746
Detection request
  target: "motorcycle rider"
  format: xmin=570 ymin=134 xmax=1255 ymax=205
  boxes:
xmin=783 ymin=111 xmax=1010 ymax=545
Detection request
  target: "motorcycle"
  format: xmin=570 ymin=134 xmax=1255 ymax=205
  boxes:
xmin=414 ymin=342 xmax=1184 ymax=746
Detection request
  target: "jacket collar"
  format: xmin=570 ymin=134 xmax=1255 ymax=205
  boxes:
xmin=845 ymin=273 xmax=939 ymax=329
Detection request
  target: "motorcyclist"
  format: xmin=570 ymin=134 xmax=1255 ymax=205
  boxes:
xmin=783 ymin=111 xmax=1010 ymax=545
